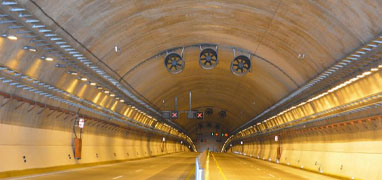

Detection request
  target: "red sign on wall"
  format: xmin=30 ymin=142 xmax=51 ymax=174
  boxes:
xmin=171 ymin=111 xmax=179 ymax=119
xmin=196 ymin=112 xmax=204 ymax=119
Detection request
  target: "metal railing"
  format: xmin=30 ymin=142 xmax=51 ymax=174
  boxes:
xmin=195 ymin=150 xmax=208 ymax=180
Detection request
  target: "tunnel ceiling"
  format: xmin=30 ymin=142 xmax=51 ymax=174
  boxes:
xmin=17 ymin=0 xmax=382 ymax=135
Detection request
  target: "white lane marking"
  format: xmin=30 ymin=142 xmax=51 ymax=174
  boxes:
xmin=135 ymin=169 xmax=143 ymax=172
xmin=112 ymin=175 xmax=123 ymax=179
xmin=268 ymin=174 xmax=275 ymax=178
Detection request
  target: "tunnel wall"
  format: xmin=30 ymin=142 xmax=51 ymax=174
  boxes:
xmin=229 ymin=115 xmax=382 ymax=180
xmin=193 ymin=122 xmax=229 ymax=152
xmin=0 ymin=92 xmax=189 ymax=174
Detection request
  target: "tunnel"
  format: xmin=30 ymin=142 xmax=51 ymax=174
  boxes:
xmin=0 ymin=0 xmax=381 ymax=180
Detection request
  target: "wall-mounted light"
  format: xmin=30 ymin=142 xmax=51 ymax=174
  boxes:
xmin=80 ymin=77 xmax=88 ymax=81
xmin=110 ymin=94 xmax=115 ymax=97
xmin=68 ymin=71 xmax=78 ymax=75
xmin=89 ymin=82 xmax=96 ymax=86
xmin=96 ymin=86 xmax=103 ymax=90
xmin=1 ymin=33 xmax=17 ymax=40
xmin=162 ymin=137 xmax=166 ymax=142
xmin=104 ymin=90 xmax=110 ymax=94
xmin=41 ymin=56 xmax=54 ymax=61
xmin=55 ymin=64 xmax=66 ymax=68
xmin=23 ymin=46 xmax=37 ymax=52
xmin=114 ymin=45 xmax=120 ymax=53
xmin=297 ymin=53 xmax=305 ymax=59
xmin=119 ymin=99 xmax=125 ymax=103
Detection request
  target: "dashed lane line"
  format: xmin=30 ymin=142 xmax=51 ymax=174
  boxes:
xmin=112 ymin=175 xmax=123 ymax=179
xmin=211 ymin=153 xmax=228 ymax=180
xmin=206 ymin=151 xmax=210 ymax=180
xmin=185 ymin=166 xmax=195 ymax=180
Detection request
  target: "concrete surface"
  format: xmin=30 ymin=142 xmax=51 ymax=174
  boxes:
xmin=208 ymin=153 xmax=337 ymax=180
xmin=3 ymin=152 xmax=340 ymax=180
xmin=3 ymin=152 xmax=197 ymax=180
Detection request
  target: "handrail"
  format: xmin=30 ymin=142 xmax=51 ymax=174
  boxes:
xmin=195 ymin=150 xmax=208 ymax=180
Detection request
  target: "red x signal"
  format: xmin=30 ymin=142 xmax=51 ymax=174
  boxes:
xmin=171 ymin=111 xmax=178 ymax=119
xmin=196 ymin=112 xmax=204 ymax=119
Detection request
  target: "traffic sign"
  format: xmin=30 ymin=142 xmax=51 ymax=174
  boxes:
xmin=79 ymin=118 xmax=85 ymax=129
xmin=196 ymin=112 xmax=204 ymax=119
xmin=171 ymin=111 xmax=179 ymax=119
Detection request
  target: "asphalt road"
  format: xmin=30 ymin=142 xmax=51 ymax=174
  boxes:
xmin=207 ymin=153 xmax=338 ymax=180
xmin=5 ymin=152 xmax=338 ymax=180
xmin=6 ymin=152 xmax=197 ymax=180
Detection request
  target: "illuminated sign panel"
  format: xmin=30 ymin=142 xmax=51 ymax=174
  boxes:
xmin=196 ymin=112 xmax=204 ymax=119
xmin=79 ymin=118 xmax=85 ymax=129
xmin=171 ymin=111 xmax=179 ymax=119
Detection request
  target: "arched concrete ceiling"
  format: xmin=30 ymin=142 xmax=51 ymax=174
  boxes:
xmin=22 ymin=0 xmax=382 ymax=135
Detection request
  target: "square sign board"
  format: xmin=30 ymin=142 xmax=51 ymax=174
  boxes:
xmin=79 ymin=118 xmax=85 ymax=129
xmin=196 ymin=112 xmax=204 ymax=119
xmin=171 ymin=111 xmax=179 ymax=119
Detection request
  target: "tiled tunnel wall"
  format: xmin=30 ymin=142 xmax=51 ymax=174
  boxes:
xmin=0 ymin=97 xmax=189 ymax=173
xmin=228 ymin=115 xmax=382 ymax=180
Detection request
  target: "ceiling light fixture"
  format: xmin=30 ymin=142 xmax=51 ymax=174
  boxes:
xmin=1 ymin=33 xmax=17 ymax=40
xmin=89 ymin=82 xmax=96 ymax=86
xmin=23 ymin=46 xmax=37 ymax=52
xmin=297 ymin=53 xmax=305 ymax=59
xmin=80 ymin=77 xmax=88 ymax=81
xmin=114 ymin=45 xmax=120 ymax=53
xmin=41 ymin=56 xmax=54 ymax=61
xmin=68 ymin=71 xmax=78 ymax=75
xmin=55 ymin=64 xmax=66 ymax=68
